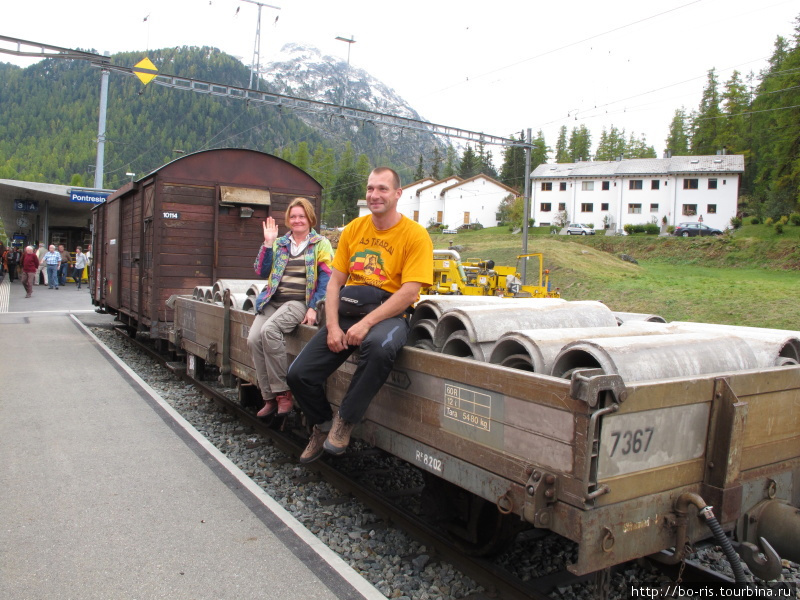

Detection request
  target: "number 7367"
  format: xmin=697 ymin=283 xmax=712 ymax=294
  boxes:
xmin=609 ymin=427 xmax=654 ymax=457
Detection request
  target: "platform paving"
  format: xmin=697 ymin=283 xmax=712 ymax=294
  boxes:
xmin=0 ymin=278 xmax=384 ymax=600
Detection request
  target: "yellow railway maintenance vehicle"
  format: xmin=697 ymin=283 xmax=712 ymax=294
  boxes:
xmin=425 ymin=249 xmax=559 ymax=298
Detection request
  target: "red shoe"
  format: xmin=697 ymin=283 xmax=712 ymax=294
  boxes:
xmin=275 ymin=390 xmax=293 ymax=416
xmin=256 ymin=398 xmax=278 ymax=418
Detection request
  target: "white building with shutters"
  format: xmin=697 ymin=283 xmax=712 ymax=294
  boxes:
xmin=398 ymin=174 xmax=518 ymax=228
xmin=530 ymin=155 xmax=744 ymax=232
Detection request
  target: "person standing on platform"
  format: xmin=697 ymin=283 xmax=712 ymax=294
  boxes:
xmin=43 ymin=245 xmax=61 ymax=290
xmin=72 ymin=247 xmax=88 ymax=290
xmin=0 ymin=244 xmax=6 ymax=283
xmin=58 ymin=244 xmax=70 ymax=286
xmin=6 ymin=247 xmax=20 ymax=283
xmin=85 ymin=244 xmax=93 ymax=291
xmin=288 ymin=167 xmax=434 ymax=463
xmin=35 ymin=243 xmax=48 ymax=286
xmin=20 ymin=246 xmax=39 ymax=298
xmin=247 ymin=198 xmax=333 ymax=419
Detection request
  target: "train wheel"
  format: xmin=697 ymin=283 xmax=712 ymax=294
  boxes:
xmin=421 ymin=473 xmax=520 ymax=556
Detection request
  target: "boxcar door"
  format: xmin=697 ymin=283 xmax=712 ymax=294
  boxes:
xmin=104 ymin=199 xmax=121 ymax=309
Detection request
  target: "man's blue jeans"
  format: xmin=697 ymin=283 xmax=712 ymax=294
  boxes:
xmin=58 ymin=263 xmax=68 ymax=286
xmin=47 ymin=265 xmax=59 ymax=288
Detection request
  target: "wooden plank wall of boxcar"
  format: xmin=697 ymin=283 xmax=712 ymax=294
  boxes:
xmin=153 ymin=183 xmax=219 ymax=324
xmin=119 ymin=188 xmax=143 ymax=318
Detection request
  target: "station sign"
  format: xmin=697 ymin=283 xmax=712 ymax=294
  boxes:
xmin=70 ymin=190 xmax=109 ymax=204
xmin=14 ymin=199 xmax=39 ymax=211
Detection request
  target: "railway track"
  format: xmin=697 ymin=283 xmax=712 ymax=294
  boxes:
xmin=108 ymin=325 xmax=754 ymax=600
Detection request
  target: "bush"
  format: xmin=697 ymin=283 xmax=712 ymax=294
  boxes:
xmin=623 ymin=223 xmax=655 ymax=235
xmin=667 ymin=225 xmax=675 ymax=234
xmin=765 ymin=217 xmax=774 ymax=226
xmin=790 ymin=213 xmax=800 ymax=226
xmin=644 ymin=223 xmax=660 ymax=235
xmin=774 ymin=222 xmax=784 ymax=234
xmin=750 ymin=217 xmax=760 ymax=225
xmin=779 ymin=215 xmax=789 ymax=225
xmin=730 ymin=216 xmax=742 ymax=229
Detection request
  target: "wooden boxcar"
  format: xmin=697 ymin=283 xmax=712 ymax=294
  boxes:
xmin=91 ymin=149 xmax=321 ymax=338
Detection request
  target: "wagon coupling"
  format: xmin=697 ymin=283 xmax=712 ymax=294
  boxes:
xmin=739 ymin=499 xmax=800 ymax=568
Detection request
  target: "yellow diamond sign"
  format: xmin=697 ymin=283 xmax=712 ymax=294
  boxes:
xmin=133 ymin=57 xmax=158 ymax=85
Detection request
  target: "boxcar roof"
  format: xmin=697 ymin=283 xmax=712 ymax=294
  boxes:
xmin=136 ymin=148 xmax=322 ymax=193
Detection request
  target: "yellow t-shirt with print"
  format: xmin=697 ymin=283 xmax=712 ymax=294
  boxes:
xmin=333 ymin=214 xmax=433 ymax=300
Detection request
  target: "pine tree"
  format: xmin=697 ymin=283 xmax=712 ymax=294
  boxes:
xmin=500 ymin=133 xmax=526 ymax=191
xmin=293 ymin=142 xmax=310 ymax=173
xmin=555 ymin=126 xmax=570 ymax=163
xmin=458 ymin=144 xmax=480 ymax=178
xmin=626 ymin=132 xmax=656 ymax=159
xmin=477 ymin=141 xmax=498 ymax=178
xmin=414 ymin=154 xmax=425 ymax=181
xmin=716 ymin=70 xmax=751 ymax=156
xmin=443 ymin=144 xmax=458 ymax=177
xmin=595 ymin=126 xmax=626 ymax=161
xmin=691 ymin=68 xmax=723 ymax=155
xmin=531 ymin=130 xmax=550 ymax=170
xmin=665 ymin=109 xmax=690 ymax=156
xmin=431 ymin=146 xmax=442 ymax=179
xmin=752 ymin=24 xmax=800 ymax=215
xmin=568 ymin=125 xmax=592 ymax=162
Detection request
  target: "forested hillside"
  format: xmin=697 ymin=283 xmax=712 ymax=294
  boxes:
xmin=663 ymin=17 xmax=800 ymax=219
xmin=0 ymin=45 xmax=436 ymax=224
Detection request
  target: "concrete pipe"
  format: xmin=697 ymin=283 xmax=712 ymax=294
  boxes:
xmin=489 ymin=323 xmax=668 ymax=373
xmin=203 ymin=288 xmax=214 ymax=303
xmin=193 ymin=286 xmax=212 ymax=301
xmin=408 ymin=318 xmax=438 ymax=350
xmin=228 ymin=293 xmax=250 ymax=310
xmin=550 ymin=333 xmax=760 ymax=383
xmin=440 ymin=330 xmax=495 ymax=362
xmin=612 ymin=311 xmax=666 ymax=324
xmin=411 ymin=295 xmax=527 ymax=327
xmin=212 ymin=279 xmax=262 ymax=297
xmin=667 ymin=322 xmax=800 ymax=368
xmin=433 ymin=300 xmax=617 ymax=349
xmin=247 ymin=283 xmax=262 ymax=297
xmin=213 ymin=291 xmax=223 ymax=304
xmin=241 ymin=296 xmax=256 ymax=313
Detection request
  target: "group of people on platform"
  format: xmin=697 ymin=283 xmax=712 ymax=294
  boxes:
xmin=0 ymin=242 xmax=91 ymax=298
xmin=247 ymin=166 xmax=434 ymax=463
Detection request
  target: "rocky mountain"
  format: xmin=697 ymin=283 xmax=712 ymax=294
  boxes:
xmin=260 ymin=43 xmax=443 ymax=164
xmin=0 ymin=43 xmax=441 ymax=188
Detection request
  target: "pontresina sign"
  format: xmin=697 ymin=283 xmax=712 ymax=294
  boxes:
xmin=70 ymin=190 xmax=109 ymax=204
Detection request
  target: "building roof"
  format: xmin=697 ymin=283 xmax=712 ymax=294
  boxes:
xmin=531 ymin=155 xmax=745 ymax=179
xmin=416 ymin=176 xmax=462 ymax=194
xmin=440 ymin=173 xmax=519 ymax=196
xmin=402 ymin=178 xmax=435 ymax=190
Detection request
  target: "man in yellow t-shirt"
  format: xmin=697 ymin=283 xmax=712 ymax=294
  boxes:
xmin=288 ymin=167 xmax=433 ymax=463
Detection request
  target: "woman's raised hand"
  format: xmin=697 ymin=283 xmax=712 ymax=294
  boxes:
xmin=263 ymin=217 xmax=279 ymax=246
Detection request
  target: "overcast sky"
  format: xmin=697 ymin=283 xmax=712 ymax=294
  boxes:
xmin=3 ymin=0 xmax=799 ymax=157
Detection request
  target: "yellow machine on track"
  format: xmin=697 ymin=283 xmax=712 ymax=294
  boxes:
xmin=424 ymin=250 xmax=559 ymax=298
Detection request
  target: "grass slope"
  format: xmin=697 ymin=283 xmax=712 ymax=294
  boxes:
xmin=428 ymin=227 xmax=799 ymax=330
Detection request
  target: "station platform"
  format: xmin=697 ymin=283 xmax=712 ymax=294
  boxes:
xmin=0 ymin=277 xmax=383 ymax=600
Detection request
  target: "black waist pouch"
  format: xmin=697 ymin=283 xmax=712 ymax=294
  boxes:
xmin=338 ymin=285 xmax=391 ymax=317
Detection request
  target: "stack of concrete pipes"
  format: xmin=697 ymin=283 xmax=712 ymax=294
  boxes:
xmin=409 ymin=295 xmax=800 ymax=383
xmin=191 ymin=279 xmax=263 ymax=313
